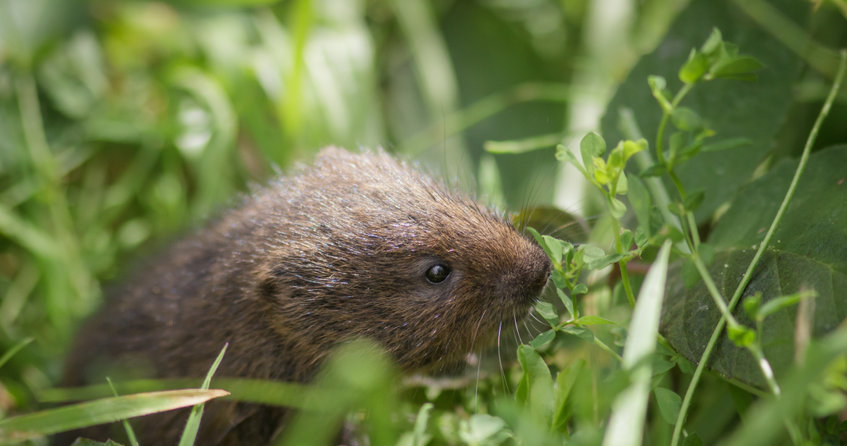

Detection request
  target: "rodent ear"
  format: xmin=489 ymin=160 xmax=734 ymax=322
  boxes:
xmin=258 ymin=276 xmax=278 ymax=301
xmin=257 ymin=265 xmax=286 ymax=301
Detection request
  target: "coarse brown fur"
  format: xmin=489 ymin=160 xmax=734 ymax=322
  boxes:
xmin=59 ymin=147 xmax=551 ymax=445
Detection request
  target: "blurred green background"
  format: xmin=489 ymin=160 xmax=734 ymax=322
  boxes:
xmin=0 ymin=0 xmax=684 ymax=415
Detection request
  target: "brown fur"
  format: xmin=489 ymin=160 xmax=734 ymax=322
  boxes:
xmin=60 ymin=147 xmax=551 ymax=445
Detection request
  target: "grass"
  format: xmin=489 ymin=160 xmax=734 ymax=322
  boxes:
xmin=2 ymin=0 xmax=847 ymax=445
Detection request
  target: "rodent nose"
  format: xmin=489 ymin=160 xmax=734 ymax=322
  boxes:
xmin=497 ymin=244 xmax=551 ymax=303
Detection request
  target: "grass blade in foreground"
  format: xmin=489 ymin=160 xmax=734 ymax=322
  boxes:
xmin=178 ymin=343 xmax=228 ymax=446
xmin=0 ymin=389 xmax=229 ymax=443
xmin=603 ymin=240 xmax=671 ymax=446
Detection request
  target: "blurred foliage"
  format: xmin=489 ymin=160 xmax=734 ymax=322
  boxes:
xmin=2 ymin=0 xmax=847 ymax=445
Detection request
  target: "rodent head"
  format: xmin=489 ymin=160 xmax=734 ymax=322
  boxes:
xmin=254 ymin=147 xmax=551 ymax=372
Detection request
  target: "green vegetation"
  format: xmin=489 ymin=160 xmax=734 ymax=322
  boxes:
xmin=1 ymin=0 xmax=847 ymax=445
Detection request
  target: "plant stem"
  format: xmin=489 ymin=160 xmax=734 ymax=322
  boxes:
xmin=655 ymin=83 xmax=695 ymax=166
xmin=593 ymin=337 xmax=623 ymax=363
xmin=607 ymin=199 xmax=636 ymax=307
xmin=670 ymin=48 xmax=847 ymax=446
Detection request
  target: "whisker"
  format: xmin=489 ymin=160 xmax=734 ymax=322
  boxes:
xmin=497 ymin=321 xmax=510 ymax=393
xmin=474 ymin=350 xmax=483 ymax=412
xmin=513 ymin=313 xmax=524 ymax=345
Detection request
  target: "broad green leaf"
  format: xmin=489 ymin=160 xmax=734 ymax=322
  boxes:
xmin=662 ymin=145 xmax=847 ymax=387
xmin=0 ymin=389 xmax=229 ymax=441
xmin=601 ymin=0 xmax=807 ymax=222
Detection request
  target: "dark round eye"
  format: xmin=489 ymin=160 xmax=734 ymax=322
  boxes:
xmin=425 ymin=263 xmax=451 ymax=284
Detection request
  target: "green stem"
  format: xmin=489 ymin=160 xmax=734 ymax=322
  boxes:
xmin=686 ymin=212 xmax=701 ymax=249
xmin=670 ymin=48 xmax=847 ymax=446
xmin=656 ymin=83 xmax=695 ymax=166
xmin=606 ymin=197 xmax=636 ymax=307
xmin=593 ymin=337 xmax=624 ymax=363
xmin=688 ymin=254 xmax=737 ymax=328
xmin=619 ymin=261 xmax=636 ymax=308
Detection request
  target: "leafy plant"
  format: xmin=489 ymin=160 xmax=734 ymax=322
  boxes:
xmin=2 ymin=0 xmax=847 ymax=445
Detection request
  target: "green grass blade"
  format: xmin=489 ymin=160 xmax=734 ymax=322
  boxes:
xmin=0 ymin=389 xmax=229 ymax=443
xmin=177 ymin=343 xmax=228 ymax=446
xmin=106 ymin=377 xmax=139 ymax=446
xmin=0 ymin=337 xmax=33 ymax=370
xmin=603 ymin=240 xmax=671 ymax=446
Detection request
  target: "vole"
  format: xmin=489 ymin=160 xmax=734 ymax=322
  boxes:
xmin=60 ymin=147 xmax=552 ymax=445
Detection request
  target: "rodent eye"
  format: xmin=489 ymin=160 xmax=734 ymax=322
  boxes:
xmin=425 ymin=263 xmax=451 ymax=284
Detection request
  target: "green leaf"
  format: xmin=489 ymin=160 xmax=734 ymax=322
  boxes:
xmin=639 ymin=164 xmax=667 ymax=177
xmin=648 ymin=75 xmax=672 ymax=112
xmin=556 ymin=288 xmax=576 ymax=319
xmin=0 ymin=389 xmax=229 ymax=441
xmin=459 ymin=414 xmax=511 ymax=445
xmin=661 ymin=145 xmax=847 ymax=387
xmin=622 ymin=139 xmax=647 ymax=161
xmin=742 ymin=293 xmax=763 ymax=321
xmin=671 ymin=107 xmax=704 ymax=131
xmin=710 ymin=56 xmax=764 ymax=81
xmin=593 ymin=157 xmax=611 ymax=185
xmin=757 ymin=291 xmax=814 ymax=321
xmin=515 ymin=345 xmax=554 ymax=425
xmin=654 ymin=387 xmax=682 ymax=425
xmin=580 ymin=132 xmax=607 ymax=172
xmin=552 ymin=359 xmax=585 ymax=432
xmin=531 ymin=330 xmax=557 ymax=349
xmin=727 ymin=324 xmax=756 ymax=348
xmin=679 ymin=50 xmax=709 ymax=84
xmin=575 ymin=316 xmax=617 ymax=326
xmin=411 ymin=403 xmax=433 ymax=446
xmin=609 ymin=197 xmax=627 ymax=219
xmin=683 ymin=190 xmax=705 ymax=213
xmin=535 ymin=301 xmax=559 ymax=327
xmin=602 ymin=0 xmax=808 ymax=222
xmin=700 ymin=28 xmax=724 ymax=54
xmin=562 ymin=326 xmax=594 ymax=342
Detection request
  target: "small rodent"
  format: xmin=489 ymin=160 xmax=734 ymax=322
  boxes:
xmin=60 ymin=147 xmax=551 ymax=445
